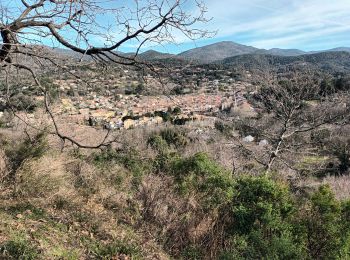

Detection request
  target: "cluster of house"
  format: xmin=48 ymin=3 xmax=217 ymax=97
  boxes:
xmin=50 ymin=65 xmax=256 ymax=130
xmin=58 ymin=91 xmax=254 ymax=130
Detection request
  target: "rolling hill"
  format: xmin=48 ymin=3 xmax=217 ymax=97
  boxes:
xmin=28 ymin=41 xmax=350 ymax=66
xmin=137 ymin=50 xmax=174 ymax=61
xmin=177 ymin=41 xmax=259 ymax=63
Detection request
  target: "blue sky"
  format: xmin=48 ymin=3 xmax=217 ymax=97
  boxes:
xmin=141 ymin=0 xmax=350 ymax=54
xmin=2 ymin=0 xmax=350 ymax=54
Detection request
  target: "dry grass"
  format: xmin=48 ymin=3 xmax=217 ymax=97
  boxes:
xmin=321 ymin=175 xmax=350 ymax=200
xmin=16 ymin=153 xmax=74 ymax=198
xmin=0 ymin=129 xmax=170 ymax=258
xmin=1 ymin=114 xmax=350 ymax=259
xmin=296 ymin=174 xmax=350 ymax=201
xmin=0 ymin=148 xmax=7 ymax=182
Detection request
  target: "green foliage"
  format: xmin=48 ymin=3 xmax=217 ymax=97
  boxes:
xmin=181 ymin=245 xmax=204 ymax=260
xmin=147 ymin=134 xmax=169 ymax=152
xmin=148 ymin=129 xmax=189 ymax=173
xmin=4 ymin=202 xmax=46 ymax=220
xmin=154 ymin=110 xmax=171 ymax=122
xmin=0 ymin=236 xmax=40 ymax=260
xmin=220 ymin=176 xmax=302 ymax=259
xmin=171 ymin=152 xmax=234 ymax=207
xmin=221 ymin=232 xmax=303 ymax=260
xmin=8 ymin=93 xmax=38 ymax=112
xmin=158 ymin=128 xmax=189 ymax=148
xmin=40 ymin=77 xmax=60 ymax=100
xmin=3 ymin=132 xmax=48 ymax=177
xmin=173 ymin=117 xmax=191 ymax=125
xmin=172 ymin=106 xmax=182 ymax=115
xmin=229 ymin=176 xmax=294 ymax=235
xmin=93 ymin=148 xmax=153 ymax=186
xmin=214 ymin=120 xmax=233 ymax=135
xmin=330 ymin=138 xmax=350 ymax=174
xmin=296 ymin=185 xmax=350 ymax=259
xmin=154 ymin=149 xmax=180 ymax=174
xmin=89 ymin=240 xmax=141 ymax=259
xmin=334 ymin=76 xmax=350 ymax=92
xmin=148 ymin=128 xmax=189 ymax=153
xmin=219 ymin=181 xmax=350 ymax=259
xmin=3 ymin=125 xmax=350 ymax=259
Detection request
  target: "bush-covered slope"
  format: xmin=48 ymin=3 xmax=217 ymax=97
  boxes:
xmin=1 ymin=126 xmax=350 ymax=259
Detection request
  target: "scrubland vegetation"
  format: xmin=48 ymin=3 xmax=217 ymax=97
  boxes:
xmin=1 ymin=65 xmax=350 ymax=259
xmin=1 ymin=117 xmax=350 ymax=259
xmin=1 ymin=1 xmax=350 ymax=258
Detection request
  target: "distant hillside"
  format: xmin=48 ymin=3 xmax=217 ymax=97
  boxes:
xmin=221 ymin=51 xmax=350 ymax=70
xmin=257 ymin=48 xmax=307 ymax=56
xmin=320 ymin=47 xmax=350 ymax=53
xmin=17 ymin=42 xmax=350 ymax=66
xmin=216 ymin=51 xmax=350 ymax=83
xmin=138 ymin=50 xmax=174 ymax=61
xmin=177 ymin=41 xmax=259 ymax=63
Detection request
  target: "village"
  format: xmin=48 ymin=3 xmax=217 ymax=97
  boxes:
xmin=49 ymin=64 xmax=256 ymax=131
xmin=0 ymin=61 xmax=257 ymax=131
xmin=57 ymin=90 xmax=254 ymax=130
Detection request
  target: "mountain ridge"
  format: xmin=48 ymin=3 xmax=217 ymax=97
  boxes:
xmin=177 ymin=41 xmax=259 ymax=63
xmin=43 ymin=41 xmax=350 ymax=64
xmin=140 ymin=41 xmax=350 ymax=63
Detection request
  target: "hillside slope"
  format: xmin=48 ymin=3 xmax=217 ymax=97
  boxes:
xmin=177 ymin=41 xmax=258 ymax=63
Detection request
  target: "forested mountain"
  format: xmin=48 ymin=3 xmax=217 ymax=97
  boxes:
xmin=221 ymin=51 xmax=350 ymax=72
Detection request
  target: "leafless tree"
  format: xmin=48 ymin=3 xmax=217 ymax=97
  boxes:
xmin=0 ymin=0 xmax=211 ymax=148
xmin=233 ymin=79 xmax=350 ymax=173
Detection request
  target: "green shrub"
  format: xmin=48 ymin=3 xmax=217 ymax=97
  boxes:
xmin=172 ymin=106 xmax=182 ymax=115
xmin=148 ymin=129 xmax=190 ymax=174
xmin=153 ymin=150 xmax=180 ymax=173
xmin=148 ymin=128 xmax=189 ymax=149
xmin=93 ymin=148 xmax=153 ymax=186
xmin=8 ymin=93 xmax=38 ymax=112
xmin=154 ymin=111 xmax=171 ymax=122
xmin=0 ymin=236 xmax=40 ymax=260
xmin=4 ymin=132 xmax=47 ymax=173
xmin=89 ymin=240 xmax=141 ymax=259
xmin=161 ymin=128 xmax=188 ymax=147
xmin=181 ymin=245 xmax=203 ymax=260
xmin=229 ymin=176 xmax=294 ymax=235
xmin=171 ymin=152 xmax=234 ymax=208
xmin=219 ymin=176 xmax=303 ymax=259
xmin=296 ymin=185 xmax=350 ymax=259
xmin=147 ymin=134 xmax=168 ymax=152
xmin=214 ymin=120 xmax=233 ymax=135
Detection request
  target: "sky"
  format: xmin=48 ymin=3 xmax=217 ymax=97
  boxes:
xmin=143 ymin=0 xmax=350 ymax=54
xmin=2 ymin=0 xmax=350 ymax=54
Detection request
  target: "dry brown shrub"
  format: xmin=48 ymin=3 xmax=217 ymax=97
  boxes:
xmin=137 ymin=174 xmax=214 ymax=256
xmin=0 ymin=148 xmax=8 ymax=182
xmin=98 ymin=172 xmax=133 ymax=215
xmin=15 ymin=153 xmax=75 ymax=198
xmin=322 ymin=175 xmax=350 ymax=200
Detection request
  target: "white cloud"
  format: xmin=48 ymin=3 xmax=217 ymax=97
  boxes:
xmin=192 ymin=0 xmax=350 ymax=49
xmin=77 ymin=0 xmax=350 ymax=52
